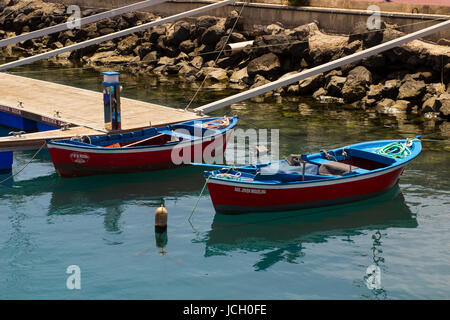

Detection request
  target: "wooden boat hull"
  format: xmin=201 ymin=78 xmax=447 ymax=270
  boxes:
xmin=206 ymin=166 xmax=405 ymax=214
xmin=48 ymin=130 xmax=232 ymax=177
xmin=201 ymin=137 xmax=422 ymax=214
xmin=47 ymin=116 xmax=237 ymax=178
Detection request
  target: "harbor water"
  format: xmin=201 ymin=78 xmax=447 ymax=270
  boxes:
xmin=0 ymin=61 xmax=449 ymax=299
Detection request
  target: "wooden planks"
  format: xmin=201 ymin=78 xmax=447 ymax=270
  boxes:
xmin=0 ymin=73 xmax=201 ymax=151
xmin=0 ymin=72 xmax=200 ymax=131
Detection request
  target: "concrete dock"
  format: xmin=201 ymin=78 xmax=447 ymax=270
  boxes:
xmin=0 ymin=72 xmax=200 ymax=151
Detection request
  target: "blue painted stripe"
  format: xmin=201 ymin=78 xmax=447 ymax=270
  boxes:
xmin=37 ymin=122 xmax=59 ymax=132
xmin=0 ymin=112 xmax=37 ymax=131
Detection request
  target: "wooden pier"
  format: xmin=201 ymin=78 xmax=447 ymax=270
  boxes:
xmin=0 ymin=72 xmax=200 ymax=151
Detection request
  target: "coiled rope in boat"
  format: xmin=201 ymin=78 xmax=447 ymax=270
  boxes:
xmin=375 ymin=138 xmax=418 ymax=159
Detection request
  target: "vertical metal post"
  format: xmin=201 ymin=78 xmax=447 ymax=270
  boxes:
xmin=301 ymin=160 xmax=306 ymax=181
xmin=102 ymin=72 xmax=121 ymax=131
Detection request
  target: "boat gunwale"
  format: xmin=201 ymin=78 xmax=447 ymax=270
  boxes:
xmin=205 ymin=138 xmax=422 ymax=188
xmin=47 ymin=116 xmax=238 ymax=152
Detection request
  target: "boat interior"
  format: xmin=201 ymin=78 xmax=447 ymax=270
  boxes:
xmin=211 ymin=145 xmax=398 ymax=183
xmin=64 ymin=117 xmax=233 ymax=149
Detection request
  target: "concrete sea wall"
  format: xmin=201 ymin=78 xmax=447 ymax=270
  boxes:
xmin=43 ymin=0 xmax=450 ymax=43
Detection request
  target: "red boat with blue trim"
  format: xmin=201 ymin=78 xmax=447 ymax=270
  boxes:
xmin=199 ymin=137 xmax=422 ymax=214
xmin=47 ymin=116 xmax=238 ymax=177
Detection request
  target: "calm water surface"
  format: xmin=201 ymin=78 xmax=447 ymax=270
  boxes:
xmin=0 ymin=61 xmax=449 ymax=299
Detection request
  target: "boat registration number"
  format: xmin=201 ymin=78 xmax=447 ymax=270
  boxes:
xmin=234 ymin=187 xmax=266 ymax=195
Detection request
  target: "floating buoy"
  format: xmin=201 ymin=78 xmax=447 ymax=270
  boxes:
xmin=155 ymin=204 xmax=168 ymax=232
xmin=155 ymin=204 xmax=168 ymax=254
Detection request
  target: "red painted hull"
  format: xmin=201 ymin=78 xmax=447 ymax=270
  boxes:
xmin=48 ymin=131 xmax=232 ymax=177
xmin=206 ymin=166 xmax=405 ymax=214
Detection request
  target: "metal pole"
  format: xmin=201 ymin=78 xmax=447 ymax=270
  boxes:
xmin=0 ymin=0 xmax=236 ymax=71
xmin=195 ymin=19 xmax=450 ymax=114
xmin=0 ymin=0 xmax=169 ymax=48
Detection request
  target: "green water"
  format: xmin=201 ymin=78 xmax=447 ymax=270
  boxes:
xmin=0 ymin=61 xmax=449 ymax=299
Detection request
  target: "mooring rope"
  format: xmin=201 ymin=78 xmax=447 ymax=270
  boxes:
xmin=188 ymin=175 xmax=211 ymax=222
xmin=375 ymin=138 xmax=421 ymax=159
xmin=0 ymin=142 xmax=46 ymax=185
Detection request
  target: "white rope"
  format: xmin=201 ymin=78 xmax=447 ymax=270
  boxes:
xmin=184 ymin=0 xmax=249 ymax=112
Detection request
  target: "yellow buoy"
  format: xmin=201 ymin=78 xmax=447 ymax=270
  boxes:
xmin=155 ymin=205 xmax=168 ymax=254
xmin=155 ymin=204 xmax=168 ymax=231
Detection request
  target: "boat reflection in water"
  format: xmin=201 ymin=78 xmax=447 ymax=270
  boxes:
xmin=44 ymin=166 xmax=206 ymax=213
xmin=1 ymin=165 xmax=205 ymax=233
xmin=205 ymin=185 xmax=417 ymax=271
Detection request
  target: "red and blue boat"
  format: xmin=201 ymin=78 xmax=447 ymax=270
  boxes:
xmin=199 ymin=137 xmax=422 ymax=214
xmin=47 ymin=116 xmax=238 ymax=177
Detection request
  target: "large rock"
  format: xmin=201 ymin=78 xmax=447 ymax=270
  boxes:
xmin=312 ymin=87 xmax=327 ymax=100
xmin=326 ymin=76 xmax=346 ymax=97
xmin=422 ymin=97 xmax=440 ymax=114
xmin=397 ymin=80 xmax=426 ymax=101
xmin=216 ymin=54 xmax=243 ymax=69
xmin=190 ymin=56 xmax=204 ymax=69
xmin=382 ymin=79 xmax=400 ymax=99
xmin=142 ymin=51 xmax=158 ymax=64
xmin=437 ymin=93 xmax=450 ymax=118
xmin=343 ymin=40 xmax=362 ymax=55
xmin=444 ymin=63 xmax=450 ymax=84
xmin=298 ymin=74 xmax=325 ymax=95
xmin=165 ymin=64 xmax=182 ymax=75
xmin=362 ymin=54 xmax=386 ymax=69
xmin=87 ymin=51 xmax=116 ymax=64
xmin=250 ymin=75 xmax=270 ymax=89
xmin=196 ymin=15 xmax=220 ymax=33
xmin=375 ymin=98 xmax=395 ymax=113
xmin=341 ymin=66 xmax=372 ymax=103
xmin=157 ymin=56 xmax=175 ymax=66
xmin=205 ymin=67 xmax=228 ymax=82
xmin=149 ymin=25 xmax=166 ymax=42
xmin=225 ymin=10 xmax=243 ymax=31
xmin=251 ymin=34 xmax=308 ymax=57
xmin=133 ymin=42 xmax=152 ymax=59
xmin=179 ymin=40 xmax=195 ymax=53
xmin=230 ymin=67 xmax=249 ymax=84
xmin=201 ymin=19 xmax=226 ymax=46
xmin=426 ymin=83 xmax=446 ymax=96
xmin=367 ymin=83 xmax=384 ymax=100
xmin=95 ymin=55 xmax=138 ymax=65
xmin=178 ymin=61 xmax=198 ymax=78
xmin=403 ymin=71 xmax=434 ymax=82
xmin=265 ymin=23 xmax=284 ymax=35
xmin=309 ymin=30 xmax=348 ymax=65
xmin=347 ymin=66 xmax=372 ymax=85
xmin=229 ymin=32 xmax=247 ymax=43
xmin=247 ymin=53 xmax=280 ymax=79
xmin=166 ymin=21 xmax=190 ymax=46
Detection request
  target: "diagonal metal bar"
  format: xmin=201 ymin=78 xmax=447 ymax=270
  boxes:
xmin=195 ymin=19 xmax=450 ymax=114
xmin=0 ymin=0 xmax=169 ymax=48
xmin=0 ymin=0 xmax=236 ymax=71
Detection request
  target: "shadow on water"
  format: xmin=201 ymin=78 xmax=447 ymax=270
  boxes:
xmin=204 ymin=185 xmax=417 ymax=271
xmin=0 ymin=165 xmax=206 ymax=214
